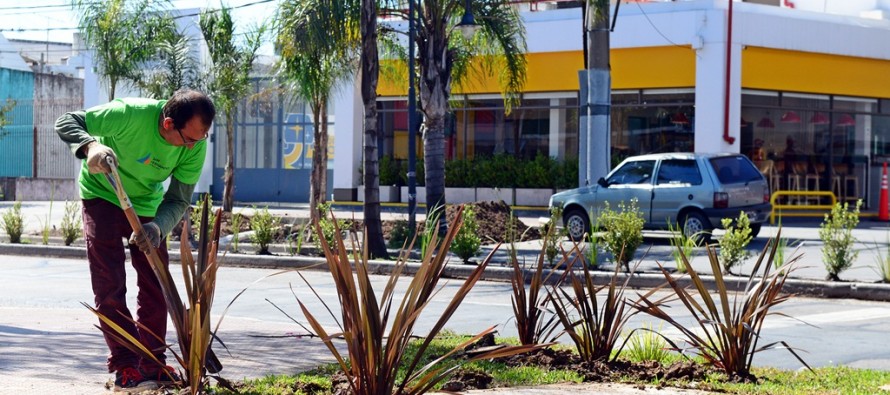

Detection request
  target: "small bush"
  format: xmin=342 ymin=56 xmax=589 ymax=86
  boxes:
xmin=1 ymin=201 xmax=24 ymax=243
xmin=190 ymin=195 xmax=217 ymax=243
xmin=387 ymin=220 xmax=410 ymax=249
xmin=623 ymin=324 xmax=671 ymax=364
xmin=667 ymin=221 xmax=698 ymax=274
xmin=718 ymin=212 xmax=753 ymax=274
xmin=378 ymin=155 xmax=400 ymax=186
xmin=820 ymin=200 xmax=862 ymax=281
xmin=542 ymin=206 xmax=565 ymax=266
xmin=312 ymin=202 xmax=350 ymax=254
xmin=230 ymin=211 xmax=243 ymax=252
xmin=451 ymin=205 xmax=481 ymax=264
xmin=60 ymin=200 xmax=82 ymax=246
xmin=598 ymin=199 xmax=644 ymax=272
xmin=249 ymin=206 xmax=278 ymax=255
xmin=286 ymin=224 xmax=304 ymax=256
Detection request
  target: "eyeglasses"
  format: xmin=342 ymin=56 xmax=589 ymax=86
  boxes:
xmin=175 ymin=128 xmax=209 ymax=144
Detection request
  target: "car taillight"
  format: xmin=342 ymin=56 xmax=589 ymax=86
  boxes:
xmin=714 ymin=192 xmax=729 ymax=209
xmin=764 ymin=188 xmax=771 ymax=203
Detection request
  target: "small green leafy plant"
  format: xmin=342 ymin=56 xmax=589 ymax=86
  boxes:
xmin=451 ymin=205 xmax=482 ymax=264
xmin=249 ymin=206 xmax=278 ymax=255
xmin=286 ymin=223 xmax=304 ymax=256
xmin=667 ymin=220 xmax=698 ymax=274
xmin=60 ymin=200 xmax=82 ymax=246
xmin=190 ymin=195 xmax=217 ymax=243
xmin=598 ymin=199 xmax=644 ymax=272
xmin=39 ymin=187 xmax=54 ymax=245
xmin=542 ymin=206 xmax=566 ymax=266
xmin=1 ymin=201 xmax=24 ymax=243
xmin=718 ymin=212 xmax=753 ymax=274
xmin=229 ymin=211 xmax=243 ymax=252
xmin=388 ymin=219 xmax=411 ymax=249
xmin=819 ymin=200 xmax=862 ymax=281
xmin=622 ymin=323 xmax=672 ymax=364
xmin=312 ymin=202 xmax=350 ymax=254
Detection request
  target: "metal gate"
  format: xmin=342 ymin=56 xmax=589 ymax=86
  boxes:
xmin=210 ymin=79 xmax=334 ymax=204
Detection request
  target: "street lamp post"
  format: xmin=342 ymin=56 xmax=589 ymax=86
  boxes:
xmin=407 ymin=0 xmax=418 ymax=235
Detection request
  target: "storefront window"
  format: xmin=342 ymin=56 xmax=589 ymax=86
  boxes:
xmin=742 ymin=91 xmax=874 ymax=207
xmin=612 ymin=91 xmax=694 ymax=164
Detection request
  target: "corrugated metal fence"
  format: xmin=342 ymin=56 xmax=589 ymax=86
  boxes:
xmin=34 ymin=98 xmax=82 ymax=179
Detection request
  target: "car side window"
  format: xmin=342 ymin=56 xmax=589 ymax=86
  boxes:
xmin=608 ymin=160 xmax=656 ymax=185
xmin=656 ymin=159 xmax=702 ymax=185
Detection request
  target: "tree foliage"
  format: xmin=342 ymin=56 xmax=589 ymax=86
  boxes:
xmin=139 ymin=33 xmax=203 ymax=99
xmin=276 ymin=0 xmax=357 ymax=225
xmin=73 ymin=0 xmax=175 ymax=99
xmin=200 ymin=5 xmax=266 ymax=212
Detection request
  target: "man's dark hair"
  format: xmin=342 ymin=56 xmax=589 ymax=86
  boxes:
xmin=163 ymin=89 xmax=216 ymax=129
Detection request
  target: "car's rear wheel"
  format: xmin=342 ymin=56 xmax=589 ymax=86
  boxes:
xmin=682 ymin=211 xmax=712 ymax=244
xmin=563 ymin=208 xmax=590 ymax=242
xmin=749 ymin=223 xmax=762 ymax=238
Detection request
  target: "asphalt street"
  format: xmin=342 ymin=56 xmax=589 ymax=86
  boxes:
xmin=3 ymin=254 xmax=890 ymax=394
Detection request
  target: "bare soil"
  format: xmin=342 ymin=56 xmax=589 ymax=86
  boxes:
xmin=170 ymin=201 xmax=543 ymax=246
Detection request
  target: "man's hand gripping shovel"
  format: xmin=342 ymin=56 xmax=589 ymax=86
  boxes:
xmin=103 ymin=156 xmax=222 ymax=374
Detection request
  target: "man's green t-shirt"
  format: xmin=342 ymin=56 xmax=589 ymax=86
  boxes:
xmin=80 ymin=98 xmax=207 ymax=217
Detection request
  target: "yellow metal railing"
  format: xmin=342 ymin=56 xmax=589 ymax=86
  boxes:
xmin=769 ymin=191 xmax=837 ymax=224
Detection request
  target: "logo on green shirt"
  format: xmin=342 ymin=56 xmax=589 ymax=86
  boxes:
xmin=137 ymin=153 xmax=152 ymax=165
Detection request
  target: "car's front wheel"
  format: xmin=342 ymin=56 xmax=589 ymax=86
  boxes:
xmin=563 ymin=208 xmax=590 ymax=242
xmin=749 ymin=223 xmax=762 ymax=238
xmin=682 ymin=211 xmax=712 ymax=244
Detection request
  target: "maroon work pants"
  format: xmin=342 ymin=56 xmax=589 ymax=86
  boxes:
xmin=82 ymin=198 xmax=169 ymax=373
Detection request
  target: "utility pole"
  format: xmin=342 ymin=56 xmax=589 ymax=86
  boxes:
xmin=579 ymin=0 xmax=611 ymax=186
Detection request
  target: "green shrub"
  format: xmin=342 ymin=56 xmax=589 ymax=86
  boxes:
xmin=230 ymin=211 xmax=243 ymax=253
xmin=60 ymin=200 xmax=82 ymax=246
xmin=622 ymin=324 xmax=672 ymax=364
xmin=399 ymin=158 xmax=424 ymax=186
xmin=387 ymin=220 xmax=411 ymax=249
xmin=378 ymin=155 xmax=400 ymax=186
xmin=1 ymin=201 xmax=24 ymax=243
xmin=286 ymin=223 xmax=304 ymax=256
xmin=542 ymin=206 xmax=565 ymax=266
xmin=312 ymin=202 xmax=350 ymax=254
xmin=451 ymin=205 xmax=481 ymax=264
xmin=718 ymin=212 xmax=753 ymax=274
xmin=598 ymin=199 xmax=644 ymax=272
xmin=667 ymin=220 xmax=698 ymax=274
xmin=249 ymin=206 xmax=277 ymax=255
xmin=190 ymin=195 xmax=217 ymax=243
xmin=39 ymin=188 xmax=54 ymax=245
xmin=820 ymin=200 xmax=862 ymax=281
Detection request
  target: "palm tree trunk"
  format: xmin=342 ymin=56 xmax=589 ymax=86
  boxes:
xmin=361 ymin=0 xmax=389 ymax=259
xmin=222 ymin=109 xmax=235 ymax=212
xmin=309 ymin=101 xmax=328 ymax=226
xmin=418 ymin=13 xmax=452 ymax=233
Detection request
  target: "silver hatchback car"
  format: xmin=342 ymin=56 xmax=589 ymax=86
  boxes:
xmin=549 ymin=153 xmax=772 ymax=241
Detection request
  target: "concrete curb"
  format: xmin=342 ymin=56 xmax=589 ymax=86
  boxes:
xmin=3 ymin=243 xmax=890 ymax=302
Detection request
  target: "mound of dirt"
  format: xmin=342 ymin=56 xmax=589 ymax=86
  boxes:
xmin=444 ymin=200 xmax=541 ymax=244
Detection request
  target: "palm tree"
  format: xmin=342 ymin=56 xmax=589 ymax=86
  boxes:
xmin=276 ymin=0 xmax=357 ymax=227
xmin=73 ymin=0 xmax=175 ymax=100
xmin=389 ymin=0 xmax=527 ymax=231
xmin=200 ymin=5 xmax=265 ymax=213
xmin=139 ymin=33 xmax=203 ymax=100
xmin=359 ymin=0 xmax=391 ymax=259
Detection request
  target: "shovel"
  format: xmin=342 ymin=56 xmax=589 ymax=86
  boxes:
xmin=103 ymin=156 xmax=222 ymax=374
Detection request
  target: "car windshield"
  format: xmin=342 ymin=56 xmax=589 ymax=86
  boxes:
xmin=709 ymin=156 xmax=763 ymax=184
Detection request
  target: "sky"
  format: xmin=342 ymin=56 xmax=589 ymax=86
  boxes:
xmin=0 ymin=0 xmax=278 ymax=55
